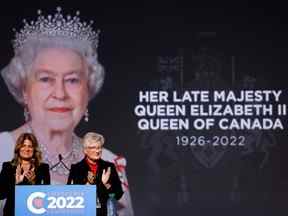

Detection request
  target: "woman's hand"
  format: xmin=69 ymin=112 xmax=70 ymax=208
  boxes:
xmin=25 ymin=168 xmax=36 ymax=184
xmin=15 ymin=164 xmax=25 ymax=184
xmin=101 ymin=167 xmax=111 ymax=189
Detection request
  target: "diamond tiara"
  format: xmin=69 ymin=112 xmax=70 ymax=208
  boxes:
xmin=13 ymin=7 xmax=100 ymax=53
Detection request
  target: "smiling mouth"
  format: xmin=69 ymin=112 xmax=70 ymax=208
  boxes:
xmin=48 ymin=107 xmax=72 ymax=113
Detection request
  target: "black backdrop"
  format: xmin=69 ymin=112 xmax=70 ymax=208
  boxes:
xmin=0 ymin=2 xmax=288 ymax=216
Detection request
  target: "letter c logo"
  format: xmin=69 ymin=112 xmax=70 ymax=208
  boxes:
xmin=27 ymin=192 xmax=46 ymax=214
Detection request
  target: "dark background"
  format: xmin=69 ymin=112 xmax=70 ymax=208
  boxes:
xmin=0 ymin=1 xmax=287 ymax=215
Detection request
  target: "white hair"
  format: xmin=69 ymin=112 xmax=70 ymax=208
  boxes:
xmin=1 ymin=36 xmax=105 ymax=105
xmin=83 ymin=132 xmax=105 ymax=148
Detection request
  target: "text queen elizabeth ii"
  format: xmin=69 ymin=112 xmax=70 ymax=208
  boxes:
xmin=0 ymin=7 xmax=133 ymax=216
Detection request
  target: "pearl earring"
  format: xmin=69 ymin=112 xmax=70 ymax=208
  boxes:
xmin=24 ymin=106 xmax=30 ymax=122
xmin=84 ymin=109 xmax=89 ymax=122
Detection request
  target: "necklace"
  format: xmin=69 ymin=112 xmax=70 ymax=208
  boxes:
xmin=25 ymin=124 xmax=82 ymax=176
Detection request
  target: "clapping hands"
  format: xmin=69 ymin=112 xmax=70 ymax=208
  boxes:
xmin=15 ymin=164 xmax=36 ymax=184
xmin=25 ymin=168 xmax=36 ymax=183
xmin=15 ymin=164 xmax=24 ymax=184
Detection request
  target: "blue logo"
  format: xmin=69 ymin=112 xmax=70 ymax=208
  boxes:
xmin=15 ymin=185 xmax=96 ymax=216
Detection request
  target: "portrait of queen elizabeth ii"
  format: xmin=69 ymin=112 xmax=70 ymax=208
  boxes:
xmin=0 ymin=7 xmax=133 ymax=216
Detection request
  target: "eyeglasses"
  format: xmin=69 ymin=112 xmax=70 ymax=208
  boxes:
xmin=86 ymin=146 xmax=102 ymax=150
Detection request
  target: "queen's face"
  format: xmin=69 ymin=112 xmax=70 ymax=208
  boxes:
xmin=19 ymin=139 xmax=34 ymax=160
xmin=23 ymin=48 xmax=89 ymax=132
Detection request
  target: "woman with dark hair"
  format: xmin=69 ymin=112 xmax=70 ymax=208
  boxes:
xmin=0 ymin=133 xmax=50 ymax=216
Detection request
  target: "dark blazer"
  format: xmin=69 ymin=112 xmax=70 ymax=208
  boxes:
xmin=67 ymin=158 xmax=123 ymax=216
xmin=0 ymin=161 xmax=50 ymax=216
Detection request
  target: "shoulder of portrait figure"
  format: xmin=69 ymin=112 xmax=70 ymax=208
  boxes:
xmin=102 ymin=148 xmax=127 ymax=167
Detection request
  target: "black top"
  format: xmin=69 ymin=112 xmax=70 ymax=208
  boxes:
xmin=67 ymin=158 xmax=123 ymax=216
xmin=0 ymin=161 xmax=50 ymax=216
